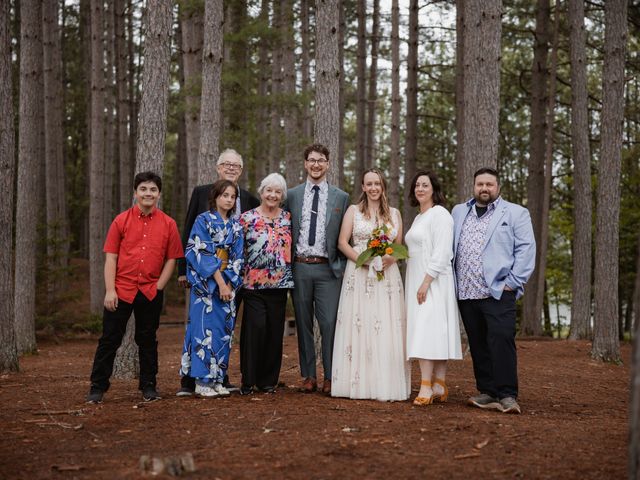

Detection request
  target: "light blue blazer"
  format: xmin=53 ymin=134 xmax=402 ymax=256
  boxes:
xmin=452 ymin=196 xmax=536 ymax=300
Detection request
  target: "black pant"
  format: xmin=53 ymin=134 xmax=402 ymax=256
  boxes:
xmin=240 ymin=288 xmax=288 ymax=388
xmin=458 ymin=291 xmax=518 ymax=399
xmin=90 ymin=290 xmax=163 ymax=392
xmin=180 ymin=288 xmax=244 ymax=390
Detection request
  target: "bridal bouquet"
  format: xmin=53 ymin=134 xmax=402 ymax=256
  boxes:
xmin=355 ymin=224 xmax=409 ymax=281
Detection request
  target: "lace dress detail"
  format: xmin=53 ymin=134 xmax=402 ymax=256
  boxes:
xmin=331 ymin=207 xmax=411 ymax=401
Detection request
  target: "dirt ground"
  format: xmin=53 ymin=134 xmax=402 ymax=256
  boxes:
xmin=0 ymin=305 xmax=630 ymax=480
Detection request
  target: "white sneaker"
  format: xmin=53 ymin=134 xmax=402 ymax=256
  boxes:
xmin=213 ymin=383 xmax=230 ymax=397
xmin=195 ymin=382 xmax=218 ymax=397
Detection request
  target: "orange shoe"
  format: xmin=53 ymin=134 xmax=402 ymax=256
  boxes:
xmin=432 ymin=378 xmax=448 ymax=403
xmin=413 ymin=380 xmax=434 ymax=406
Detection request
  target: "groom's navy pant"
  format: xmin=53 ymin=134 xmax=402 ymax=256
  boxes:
xmin=458 ymin=290 xmax=518 ymax=399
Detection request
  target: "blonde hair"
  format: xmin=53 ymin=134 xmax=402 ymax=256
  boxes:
xmin=358 ymin=168 xmax=392 ymax=225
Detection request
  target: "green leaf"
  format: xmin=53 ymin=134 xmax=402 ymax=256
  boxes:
xmin=355 ymin=249 xmax=374 ymax=268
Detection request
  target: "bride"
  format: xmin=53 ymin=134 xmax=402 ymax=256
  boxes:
xmin=331 ymin=168 xmax=411 ymax=401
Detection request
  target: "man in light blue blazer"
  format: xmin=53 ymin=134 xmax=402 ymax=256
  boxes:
xmin=452 ymin=167 xmax=535 ymax=414
xmin=284 ymin=144 xmax=350 ymax=395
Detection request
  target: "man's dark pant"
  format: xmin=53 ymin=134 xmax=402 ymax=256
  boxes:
xmin=240 ymin=288 xmax=288 ymax=388
xmin=90 ymin=290 xmax=163 ymax=392
xmin=458 ymin=290 xmax=518 ymax=399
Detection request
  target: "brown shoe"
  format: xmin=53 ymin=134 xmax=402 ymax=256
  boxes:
xmin=299 ymin=377 xmax=317 ymax=393
xmin=322 ymin=380 xmax=331 ymax=395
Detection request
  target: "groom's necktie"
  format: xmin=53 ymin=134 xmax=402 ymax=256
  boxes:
xmin=308 ymin=185 xmax=320 ymax=246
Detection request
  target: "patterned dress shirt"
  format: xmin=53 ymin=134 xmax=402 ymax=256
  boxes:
xmin=455 ymin=202 xmax=497 ymax=300
xmin=295 ymin=180 xmax=328 ymax=258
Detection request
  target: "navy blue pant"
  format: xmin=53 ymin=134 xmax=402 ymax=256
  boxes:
xmin=90 ymin=290 xmax=163 ymax=392
xmin=458 ymin=291 xmax=518 ymax=399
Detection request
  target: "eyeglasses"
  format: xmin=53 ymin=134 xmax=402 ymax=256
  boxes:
xmin=305 ymin=158 xmax=328 ymax=165
xmin=219 ymin=162 xmax=242 ymax=171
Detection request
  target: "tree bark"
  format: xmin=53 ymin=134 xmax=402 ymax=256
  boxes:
xmin=529 ymin=2 xmax=559 ymax=338
xmin=459 ymin=0 xmax=501 ymax=191
xmin=269 ymin=0 xmax=283 ymax=174
xmin=114 ymin=0 xmax=173 ymax=379
xmin=300 ymin=0 xmax=312 ymax=144
xmin=521 ymin=0 xmax=550 ymax=337
xmin=0 ymin=0 xmax=19 ymax=372
xmin=592 ymin=0 xmax=627 ymax=362
xmin=135 ymin=0 xmax=172 ymax=175
xmin=89 ymin=0 xmax=105 ymax=315
xmin=568 ymin=0 xmax=592 ymax=340
xmin=254 ymin=0 xmax=270 ymax=187
xmin=455 ymin=0 xmax=466 ymax=202
xmin=314 ymin=0 xmax=341 ymax=186
xmin=104 ymin=0 xmax=116 ymax=233
xmin=198 ymin=0 xmax=223 ymax=185
xmin=403 ymin=0 xmax=419 ymax=224
xmin=282 ymin=0 xmax=299 ymax=186
xmin=365 ymin=0 xmax=379 ymax=170
xmin=389 ymin=0 xmax=400 ymax=207
xmin=355 ymin=0 xmax=367 ymax=195
xmin=43 ymin=0 xmax=68 ymax=295
xmin=116 ymin=0 xmax=132 ymax=210
xmin=15 ymin=0 xmax=43 ymax=353
xmin=337 ymin=2 xmax=345 ymax=189
xmin=179 ymin=1 xmax=204 ymax=195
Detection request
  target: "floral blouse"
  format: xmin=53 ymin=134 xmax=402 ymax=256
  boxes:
xmin=239 ymin=208 xmax=294 ymax=290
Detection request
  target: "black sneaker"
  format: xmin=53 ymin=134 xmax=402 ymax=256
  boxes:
xmin=142 ymin=386 xmax=161 ymax=402
xmin=223 ymin=378 xmax=240 ymax=393
xmin=86 ymin=389 xmax=104 ymax=404
xmin=260 ymin=385 xmax=277 ymax=394
xmin=175 ymin=387 xmax=195 ymax=397
xmin=239 ymin=385 xmax=253 ymax=396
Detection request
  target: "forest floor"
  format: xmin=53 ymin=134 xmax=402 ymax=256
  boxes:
xmin=0 ymin=263 xmax=631 ymax=479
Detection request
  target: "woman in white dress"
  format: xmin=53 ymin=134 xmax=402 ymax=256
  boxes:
xmin=331 ymin=168 xmax=411 ymax=401
xmin=405 ymin=170 xmax=462 ymax=405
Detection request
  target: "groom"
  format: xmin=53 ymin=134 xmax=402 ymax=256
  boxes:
xmin=285 ymin=143 xmax=349 ymax=395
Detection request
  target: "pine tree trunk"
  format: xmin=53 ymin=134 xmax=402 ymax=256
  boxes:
xmin=337 ymin=2 xmax=345 ymax=189
xmin=521 ymin=0 xmax=550 ymax=337
xmin=0 ymin=0 xmax=19 ymax=372
xmin=355 ymin=0 xmax=367 ymax=195
xmin=42 ymin=0 xmax=68 ymax=296
xmin=269 ymin=1 xmax=283 ymax=174
xmin=314 ymin=0 xmax=340 ymax=186
xmin=15 ymin=0 xmax=43 ymax=353
xmin=104 ymin=0 xmax=116 ymax=233
xmin=459 ymin=0 xmax=501 ymax=190
xmin=300 ymin=0 xmax=312 ymax=144
xmin=89 ymin=0 xmax=106 ymax=315
xmin=532 ymin=4 xmax=559 ymax=338
xmin=127 ymin=0 xmax=138 ymax=185
xmin=114 ymin=0 xmax=173 ymax=379
xmin=198 ymin=0 xmax=223 ymax=185
xmin=179 ymin=1 xmax=203 ymax=195
xmin=282 ymin=0 xmax=299 ymax=186
xmin=403 ymin=0 xmax=419 ymax=224
xmin=254 ymin=0 xmax=270 ymax=187
xmin=365 ymin=0 xmax=379 ymax=170
xmin=116 ymin=0 xmax=132 ymax=210
xmin=388 ymin=0 xmax=400 ymax=207
xmin=455 ymin=0 xmax=466 ymax=202
xmin=568 ymin=0 xmax=592 ymax=340
xmin=592 ymin=0 xmax=627 ymax=362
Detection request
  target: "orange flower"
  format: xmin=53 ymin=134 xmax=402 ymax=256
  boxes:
xmin=385 ymin=247 xmax=394 ymax=255
xmin=369 ymin=239 xmax=381 ymax=248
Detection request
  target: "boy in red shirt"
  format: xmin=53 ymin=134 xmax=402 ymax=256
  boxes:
xmin=87 ymin=172 xmax=184 ymax=403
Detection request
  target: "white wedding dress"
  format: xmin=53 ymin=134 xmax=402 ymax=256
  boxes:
xmin=331 ymin=207 xmax=411 ymax=401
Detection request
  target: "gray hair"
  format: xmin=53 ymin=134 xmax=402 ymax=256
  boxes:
xmin=217 ymin=148 xmax=243 ymax=167
xmin=258 ymin=173 xmax=288 ymax=202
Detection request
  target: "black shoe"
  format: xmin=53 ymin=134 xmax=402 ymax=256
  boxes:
xmin=176 ymin=387 xmax=195 ymax=397
xmin=260 ymin=385 xmax=276 ymax=394
xmin=142 ymin=386 xmax=161 ymax=402
xmin=86 ymin=389 xmax=104 ymax=404
xmin=223 ymin=379 xmax=239 ymax=393
xmin=239 ymin=385 xmax=253 ymax=396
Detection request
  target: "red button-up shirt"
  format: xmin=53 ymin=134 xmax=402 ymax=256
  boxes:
xmin=104 ymin=206 xmax=184 ymax=303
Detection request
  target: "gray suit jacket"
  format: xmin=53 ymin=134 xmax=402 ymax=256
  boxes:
xmin=285 ymin=182 xmax=350 ymax=278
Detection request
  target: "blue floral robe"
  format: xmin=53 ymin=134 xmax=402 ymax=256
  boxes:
xmin=180 ymin=211 xmax=244 ymax=384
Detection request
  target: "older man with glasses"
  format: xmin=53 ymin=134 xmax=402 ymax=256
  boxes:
xmin=176 ymin=148 xmax=259 ymax=396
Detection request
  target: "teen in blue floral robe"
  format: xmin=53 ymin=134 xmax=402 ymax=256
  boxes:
xmin=180 ymin=210 xmax=244 ymax=386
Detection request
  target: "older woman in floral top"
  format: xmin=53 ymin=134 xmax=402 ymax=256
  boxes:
xmin=238 ymin=173 xmax=293 ymax=395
